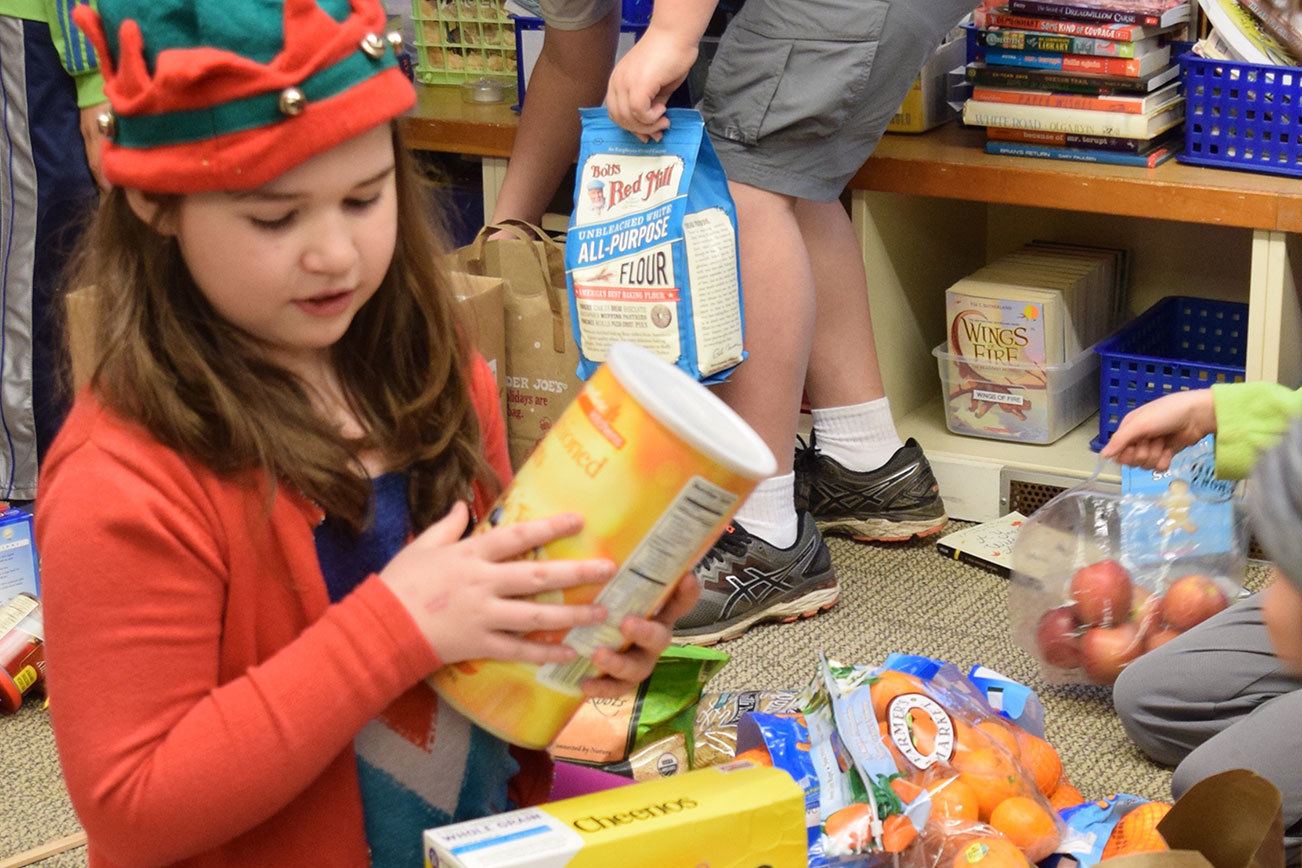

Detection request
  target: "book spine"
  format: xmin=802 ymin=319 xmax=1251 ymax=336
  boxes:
xmin=934 ymin=542 xmax=1012 ymax=578
xmin=1008 ymin=0 xmax=1159 ymax=26
xmin=963 ymin=98 xmax=1183 ymax=137
xmin=966 ymin=64 xmax=1151 ymax=93
xmin=985 ymin=139 xmax=1175 ymax=166
xmin=984 ymin=10 xmax=1144 ymax=40
xmin=983 ymin=48 xmax=1144 ymax=76
xmin=979 ymin=28 xmax=1139 ymax=56
xmin=971 ymin=86 xmax=1146 ymax=113
xmin=986 ymin=126 xmax=1146 ymax=151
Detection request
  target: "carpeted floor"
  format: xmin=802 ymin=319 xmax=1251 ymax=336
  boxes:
xmin=0 ymin=525 xmax=1270 ymax=865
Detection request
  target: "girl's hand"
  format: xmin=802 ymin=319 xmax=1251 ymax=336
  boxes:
xmin=1100 ymin=389 xmax=1218 ymax=471
xmin=381 ymin=502 xmax=616 ymax=667
xmin=581 ymin=571 xmax=701 ymax=698
xmin=605 ymin=27 xmax=698 ymax=141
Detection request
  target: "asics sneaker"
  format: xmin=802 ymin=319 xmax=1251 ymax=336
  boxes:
xmin=674 ymin=511 xmax=840 ymax=646
xmin=794 ymin=435 xmax=947 ymax=542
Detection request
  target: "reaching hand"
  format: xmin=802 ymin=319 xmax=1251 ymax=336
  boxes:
xmin=605 ymin=27 xmax=698 ymax=141
xmin=380 ymin=502 xmax=616 ymax=667
xmin=1100 ymin=389 xmax=1217 ymax=471
xmin=78 ymin=102 xmax=111 ymax=192
xmin=581 ymin=571 xmax=702 ymax=699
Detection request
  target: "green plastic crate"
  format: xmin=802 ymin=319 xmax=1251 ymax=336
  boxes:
xmin=412 ymin=0 xmax=517 ymax=84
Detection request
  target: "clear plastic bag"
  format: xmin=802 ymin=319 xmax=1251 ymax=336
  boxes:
xmin=1011 ymin=468 xmax=1247 ymax=686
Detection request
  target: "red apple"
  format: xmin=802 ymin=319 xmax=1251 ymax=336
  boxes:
xmin=1161 ymin=574 xmax=1229 ymax=631
xmin=1071 ymin=560 xmax=1134 ymax=627
xmin=1145 ymin=626 xmax=1184 ymax=652
xmin=1081 ymin=623 xmax=1142 ymax=685
xmin=1036 ymin=606 xmax=1083 ymax=669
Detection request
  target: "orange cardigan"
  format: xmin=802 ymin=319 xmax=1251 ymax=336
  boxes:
xmin=38 ymin=359 xmax=547 ymax=867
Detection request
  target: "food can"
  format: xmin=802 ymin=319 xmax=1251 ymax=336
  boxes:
xmin=429 ymin=342 xmax=775 ymax=748
xmin=0 ymin=593 xmax=45 ymax=713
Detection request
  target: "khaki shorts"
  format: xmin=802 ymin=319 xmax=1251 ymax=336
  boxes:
xmin=703 ymin=0 xmax=974 ymax=201
xmin=539 ymin=0 xmax=617 ymax=30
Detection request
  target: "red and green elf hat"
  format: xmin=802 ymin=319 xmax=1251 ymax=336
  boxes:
xmin=73 ymin=0 xmax=415 ymax=193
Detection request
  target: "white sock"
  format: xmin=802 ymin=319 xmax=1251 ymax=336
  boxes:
xmin=811 ymin=398 xmax=904 ymax=472
xmin=734 ymin=472 xmax=798 ymax=549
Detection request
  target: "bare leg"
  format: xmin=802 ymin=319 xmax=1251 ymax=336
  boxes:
xmin=798 ymin=198 xmax=885 ymax=407
xmin=490 ymin=10 xmax=621 ymax=225
xmin=711 ymin=181 xmax=816 ymax=477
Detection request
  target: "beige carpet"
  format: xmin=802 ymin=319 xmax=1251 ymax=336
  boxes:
xmin=0 ymin=525 xmax=1269 ymax=865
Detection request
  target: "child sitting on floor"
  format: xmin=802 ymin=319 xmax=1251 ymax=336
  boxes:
xmin=1102 ymin=384 xmax=1302 ymax=865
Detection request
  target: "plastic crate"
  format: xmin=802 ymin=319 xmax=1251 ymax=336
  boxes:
xmin=1180 ymin=51 xmax=1302 ymax=178
xmin=412 ymin=0 xmax=516 ymax=85
xmin=1092 ymin=296 xmax=1247 ymax=450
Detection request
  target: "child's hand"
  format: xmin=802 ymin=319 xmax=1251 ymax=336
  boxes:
xmin=381 ymin=502 xmax=616 ymax=667
xmin=581 ymin=572 xmax=701 ymax=699
xmin=605 ymin=28 xmax=698 ymax=141
xmin=1100 ymin=389 xmax=1217 ymax=471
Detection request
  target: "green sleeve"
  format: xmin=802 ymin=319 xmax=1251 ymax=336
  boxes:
xmin=42 ymin=0 xmax=104 ymax=108
xmin=1212 ymin=381 xmax=1302 ymax=480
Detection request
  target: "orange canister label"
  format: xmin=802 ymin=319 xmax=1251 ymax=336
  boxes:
xmin=429 ymin=359 xmax=764 ymax=749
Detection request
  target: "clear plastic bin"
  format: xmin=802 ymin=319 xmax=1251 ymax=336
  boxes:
xmin=933 ymin=343 xmax=1098 ymax=445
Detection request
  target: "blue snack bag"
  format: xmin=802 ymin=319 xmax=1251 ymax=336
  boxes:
xmin=566 ymin=108 xmax=745 ymax=383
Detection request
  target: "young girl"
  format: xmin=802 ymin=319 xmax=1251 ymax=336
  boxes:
xmin=39 ymin=1 xmax=695 ymax=865
xmin=1102 ymin=385 xmax=1302 ymax=864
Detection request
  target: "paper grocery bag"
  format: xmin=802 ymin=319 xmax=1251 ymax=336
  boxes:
xmin=1106 ymin=770 xmax=1285 ymax=868
xmin=452 ymin=220 xmax=582 ymax=468
xmin=448 ymin=271 xmax=507 ymax=423
xmin=66 ymin=286 xmax=97 ymax=392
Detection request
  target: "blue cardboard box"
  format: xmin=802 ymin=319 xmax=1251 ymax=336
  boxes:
xmin=0 ymin=507 xmax=39 ymax=600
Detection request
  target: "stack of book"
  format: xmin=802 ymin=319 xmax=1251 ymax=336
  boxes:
xmin=940 ymin=242 xmax=1128 ymax=442
xmin=964 ymin=0 xmax=1192 ymax=166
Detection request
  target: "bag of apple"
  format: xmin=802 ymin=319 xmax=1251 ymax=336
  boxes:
xmin=1011 ymin=438 xmax=1248 ymax=686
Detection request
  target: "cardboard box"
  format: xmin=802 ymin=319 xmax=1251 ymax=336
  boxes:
xmin=423 ymin=763 xmax=805 ymax=867
xmin=886 ymin=33 xmax=968 ymax=134
xmin=0 ymin=507 xmax=39 ymax=600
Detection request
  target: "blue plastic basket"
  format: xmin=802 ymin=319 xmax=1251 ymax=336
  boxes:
xmin=1092 ymin=296 xmax=1247 ymax=450
xmin=1180 ymin=52 xmax=1302 ymax=178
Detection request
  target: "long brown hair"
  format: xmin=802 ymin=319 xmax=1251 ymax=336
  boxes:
xmin=63 ymin=127 xmax=499 ymax=533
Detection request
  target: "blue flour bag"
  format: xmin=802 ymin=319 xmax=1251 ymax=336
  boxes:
xmin=566 ymin=108 xmax=745 ymax=383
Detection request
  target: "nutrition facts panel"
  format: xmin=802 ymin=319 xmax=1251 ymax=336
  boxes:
xmin=537 ymin=476 xmax=738 ymax=690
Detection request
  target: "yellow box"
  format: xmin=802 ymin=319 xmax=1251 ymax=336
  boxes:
xmin=886 ymin=33 xmax=968 ymax=134
xmin=423 ymin=764 xmax=807 ymax=867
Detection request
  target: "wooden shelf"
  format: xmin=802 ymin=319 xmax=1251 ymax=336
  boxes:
xmin=854 ymin=123 xmax=1302 ymax=234
xmin=398 ymin=85 xmax=1302 ymax=233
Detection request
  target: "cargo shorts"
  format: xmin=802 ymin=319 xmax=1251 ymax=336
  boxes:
xmin=539 ymin=0 xmax=617 ymax=31
xmin=702 ymin=0 xmax=975 ymax=201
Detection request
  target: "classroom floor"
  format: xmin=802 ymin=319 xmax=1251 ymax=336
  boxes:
xmin=1 ymin=525 xmax=1268 ymax=866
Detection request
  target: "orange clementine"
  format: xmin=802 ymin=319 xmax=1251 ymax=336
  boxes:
xmin=977 ymin=719 xmax=1022 ymax=758
xmin=989 ymin=796 xmax=1059 ymax=862
xmin=1015 ymin=731 xmax=1064 ymax=797
xmin=824 ymin=803 xmax=873 ymax=853
xmin=734 ymin=747 xmax=773 ymax=767
xmin=929 ymin=778 xmax=981 ymax=822
xmin=881 ymin=813 xmax=918 ymax=853
xmin=954 ymin=747 xmax=1024 ymax=820
xmin=909 ymin=707 xmax=940 ymax=755
xmin=1048 ymin=782 xmax=1085 ymax=811
xmin=870 ymin=670 xmax=926 ymax=719
xmin=951 ymin=836 xmax=1031 ymax=868
xmin=1102 ymin=802 xmax=1171 ymax=860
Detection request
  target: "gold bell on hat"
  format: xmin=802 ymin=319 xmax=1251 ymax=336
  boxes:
xmin=278 ymin=86 xmax=307 ymax=116
xmin=360 ymin=32 xmax=387 ymax=58
xmin=96 ymin=110 xmax=116 ymax=138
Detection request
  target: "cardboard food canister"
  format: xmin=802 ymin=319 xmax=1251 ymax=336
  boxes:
xmin=429 ymin=342 xmax=775 ymax=749
xmin=0 ymin=593 xmax=44 ymax=713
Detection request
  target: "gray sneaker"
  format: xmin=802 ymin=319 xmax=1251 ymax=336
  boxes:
xmin=795 ymin=435 xmax=947 ymax=542
xmin=674 ymin=511 xmax=839 ymax=646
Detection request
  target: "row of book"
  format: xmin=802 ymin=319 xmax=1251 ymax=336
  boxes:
xmin=1195 ymin=0 xmax=1302 ymax=65
xmin=962 ymin=0 xmax=1192 ymax=167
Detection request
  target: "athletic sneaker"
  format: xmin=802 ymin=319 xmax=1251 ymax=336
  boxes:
xmin=794 ymin=434 xmax=947 ymax=542
xmin=674 ymin=511 xmax=840 ymax=645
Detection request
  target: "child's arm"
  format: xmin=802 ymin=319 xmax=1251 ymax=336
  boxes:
xmin=605 ymin=0 xmax=717 ymax=138
xmin=1101 ymin=382 xmax=1302 ymax=479
xmin=42 ymin=0 xmax=108 ymax=188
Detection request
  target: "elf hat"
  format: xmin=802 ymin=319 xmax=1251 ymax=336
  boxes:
xmin=74 ymin=0 xmax=416 ymax=193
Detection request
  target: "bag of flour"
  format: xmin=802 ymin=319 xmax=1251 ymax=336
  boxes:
xmin=566 ymin=108 xmax=745 ymax=383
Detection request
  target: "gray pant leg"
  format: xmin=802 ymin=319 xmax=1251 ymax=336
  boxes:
xmin=1114 ymin=596 xmax=1302 ymax=865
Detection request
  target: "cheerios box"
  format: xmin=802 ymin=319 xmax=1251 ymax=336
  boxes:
xmin=423 ymin=763 xmax=805 ymax=868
